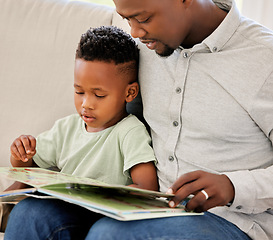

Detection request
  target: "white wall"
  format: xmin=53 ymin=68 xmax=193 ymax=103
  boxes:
xmin=241 ymin=0 xmax=273 ymax=30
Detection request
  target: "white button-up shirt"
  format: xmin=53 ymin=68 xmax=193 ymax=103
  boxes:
xmin=138 ymin=0 xmax=273 ymax=239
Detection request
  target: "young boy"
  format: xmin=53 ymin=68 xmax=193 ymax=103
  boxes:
xmin=10 ymin=26 xmax=158 ymax=191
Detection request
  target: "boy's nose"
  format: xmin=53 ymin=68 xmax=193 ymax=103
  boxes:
xmin=82 ymin=97 xmax=95 ymax=110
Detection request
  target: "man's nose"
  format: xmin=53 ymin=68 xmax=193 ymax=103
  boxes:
xmin=129 ymin=19 xmax=146 ymax=39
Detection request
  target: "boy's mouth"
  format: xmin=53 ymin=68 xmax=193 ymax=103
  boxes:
xmin=81 ymin=113 xmax=96 ymax=123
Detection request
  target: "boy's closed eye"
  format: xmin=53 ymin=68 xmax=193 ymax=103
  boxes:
xmin=95 ymin=94 xmax=106 ymax=98
xmin=75 ymin=91 xmax=84 ymax=95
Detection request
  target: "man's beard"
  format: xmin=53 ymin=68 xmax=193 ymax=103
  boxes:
xmin=156 ymin=42 xmax=175 ymax=57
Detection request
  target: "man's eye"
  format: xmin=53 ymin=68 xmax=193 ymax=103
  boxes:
xmin=138 ymin=17 xmax=151 ymax=24
xmin=75 ymin=91 xmax=84 ymax=95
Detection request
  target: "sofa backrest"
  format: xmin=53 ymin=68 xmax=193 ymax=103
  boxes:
xmin=0 ymin=0 xmax=129 ymax=166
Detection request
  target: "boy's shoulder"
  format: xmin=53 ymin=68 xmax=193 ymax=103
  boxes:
xmin=113 ymin=114 xmax=148 ymax=137
xmin=117 ymin=114 xmax=145 ymax=129
xmin=55 ymin=113 xmax=80 ymax=122
xmin=113 ymin=115 xmax=151 ymax=147
xmin=53 ymin=114 xmax=81 ymax=129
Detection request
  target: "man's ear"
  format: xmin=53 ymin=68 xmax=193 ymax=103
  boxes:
xmin=125 ymin=82 xmax=139 ymax=103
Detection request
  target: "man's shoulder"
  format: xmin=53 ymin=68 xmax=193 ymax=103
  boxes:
xmin=238 ymin=17 xmax=273 ymax=52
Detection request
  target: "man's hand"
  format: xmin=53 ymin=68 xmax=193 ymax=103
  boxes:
xmin=167 ymin=170 xmax=235 ymax=212
xmin=10 ymin=135 xmax=36 ymax=163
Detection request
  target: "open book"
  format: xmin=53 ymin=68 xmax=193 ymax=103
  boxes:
xmin=0 ymin=167 xmax=201 ymax=221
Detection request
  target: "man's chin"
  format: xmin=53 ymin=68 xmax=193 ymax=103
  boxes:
xmin=155 ymin=46 xmax=175 ymax=57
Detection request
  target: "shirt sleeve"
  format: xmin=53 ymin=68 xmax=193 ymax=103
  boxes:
xmin=121 ymin=123 xmax=156 ymax=178
xmin=224 ymin=72 xmax=273 ymax=214
xmin=33 ymin=122 xmax=59 ymax=169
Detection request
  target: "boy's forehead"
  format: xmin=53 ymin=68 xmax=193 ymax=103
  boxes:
xmin=75 ymin=59 xmax=118 ymax=71
xmin=75 ymin=59 xmax=135 ymax=82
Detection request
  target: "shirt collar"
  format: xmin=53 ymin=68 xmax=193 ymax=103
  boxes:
xmin=213 ymin=0 xmax=233 ymax=10
xmin=177 ymin=0 xmax=241 ymax=53
xmin=203 ymin=0 xmax=241 ymax=52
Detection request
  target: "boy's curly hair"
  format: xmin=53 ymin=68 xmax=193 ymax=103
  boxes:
xmin=76 ymin=26 xmax=139 ymax=65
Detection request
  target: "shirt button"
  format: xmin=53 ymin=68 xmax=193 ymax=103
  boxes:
xmin=236 ymin=205 xmax=242 ymax=210
xmin=175 ymin=87 xmax=182 ymax=94
xmin=183 ymin=52 xmax=189 ymax=58
xmin=212 ymin=47 xmax=218 ymax=52
xmin=173 ymin=121 xmax=179 ymax=127
xmin=168 ymin=156 xmax=174 ymax=162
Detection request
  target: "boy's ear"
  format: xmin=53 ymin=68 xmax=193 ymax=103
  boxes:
xmin=125 ymin=82 xmax=139 ymax=103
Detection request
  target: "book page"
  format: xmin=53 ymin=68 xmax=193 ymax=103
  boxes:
xmin=0 ymin=167 xmax=173 ymax=198
xmin=0 ymin=167 xmax=200 ymax=221
xmin=0 ymin=167 xmax=106 ymax=187
xmin=39 ymin=184 xmax=199 ymax=221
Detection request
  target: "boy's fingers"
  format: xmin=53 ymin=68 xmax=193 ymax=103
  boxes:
xmin=10 ymin=144 xmax=22 ymax=161
xmin=20 ymin=135 xmax=32 ymax=153
xmin=28 ymin=135 xmax=36 ymax=152
xmin=10 ymin=135 xmax=36 ymax=162
xmin=14 ymin=138 xmax=28 ymax=161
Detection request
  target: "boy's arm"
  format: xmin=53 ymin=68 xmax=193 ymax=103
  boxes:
xmin=129 ymin=162 xmax=158 ymax=191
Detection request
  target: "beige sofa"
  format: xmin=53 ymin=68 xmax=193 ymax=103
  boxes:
xmin=0 ymin=0 xmax=129 ymax=237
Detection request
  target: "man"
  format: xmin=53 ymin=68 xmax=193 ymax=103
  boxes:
xmin=5 ymin=0 xmax=273 ymax=239
xmin=87 ymin=0 xmax=273 ymax=239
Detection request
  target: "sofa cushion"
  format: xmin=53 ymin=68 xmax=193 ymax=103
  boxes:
xmin=0 ymin=0 xmax=128 ymax=167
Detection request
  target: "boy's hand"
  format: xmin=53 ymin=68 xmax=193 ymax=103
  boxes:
xmin=10 ymin=135 xmax=36 ymax=163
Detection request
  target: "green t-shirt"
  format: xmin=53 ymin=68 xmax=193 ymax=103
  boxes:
xmin=33 ymin=114 xmax=156 ymax=185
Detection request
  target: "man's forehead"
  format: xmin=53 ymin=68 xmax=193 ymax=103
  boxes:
xmin=114 ymin=0 xmax=151 ymax=15
xmin=116 ymin=0 xmax=158 ymax=20
xmin=114 ymin=0 xmax=140 ymax=8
